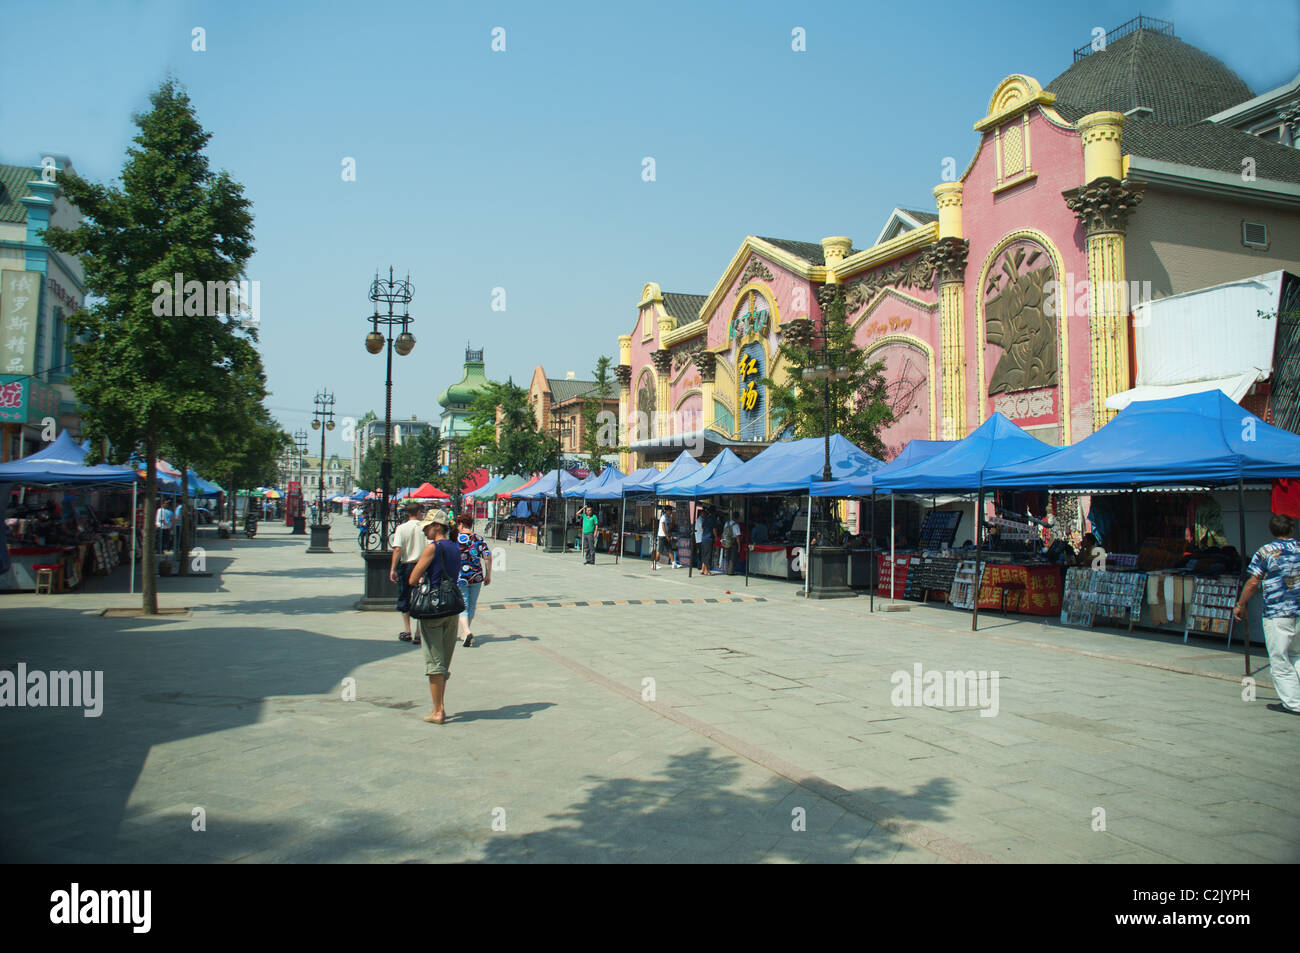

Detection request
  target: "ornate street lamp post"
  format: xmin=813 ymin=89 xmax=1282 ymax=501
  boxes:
xmin=802 ymin=286 xmax=856 ymax=599
xmin=543 ymin=418 xmax=571 ymax=553
xmin=307 ymin=389 xmax=336 ymax=553
xmin=291 ymin=429 xmax=309 ymax=534
xmin=358 ymin=268 xmax=415 ymax=608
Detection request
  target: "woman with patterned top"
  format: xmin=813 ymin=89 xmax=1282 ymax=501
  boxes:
xmin=454 ymin=513 xmax=492 ymax=647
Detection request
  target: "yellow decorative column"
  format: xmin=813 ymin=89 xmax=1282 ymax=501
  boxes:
xmin=933 ymin=182 xmax=969 ymax=440
xmin=651 ymin=348 xmax=673 ymax=440
xmin=616 ymin=334 xmax=632 ymax=471
xmin=820 ymin=236 xmax=853 ymax=283
xmin=694 ymin=350 xmax=717 ymax=433
xmin=1064 ymin=111 xmax=1142 ymax=432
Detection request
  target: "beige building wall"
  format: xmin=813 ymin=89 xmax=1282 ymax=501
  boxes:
xmin=1125 ymin=189 xmax=1300 ymax=299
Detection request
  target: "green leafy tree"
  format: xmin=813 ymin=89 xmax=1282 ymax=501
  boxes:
xmin=44 ymin=78 xmax=255 ymax=613
xmin=761 ymin=286 xmax=894 ymax=459
xmin=465 ymin=378 xmax=552 ymax=476
xmin=581 ymin=355 xmax=617 ymax=474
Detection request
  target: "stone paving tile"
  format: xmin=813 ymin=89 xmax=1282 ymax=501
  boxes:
xmin=4 ymin=525 xmax=1297 ymax=864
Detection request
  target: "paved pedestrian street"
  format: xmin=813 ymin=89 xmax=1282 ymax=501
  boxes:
xmin=2 ymin=521 xmax=1296 ymax=864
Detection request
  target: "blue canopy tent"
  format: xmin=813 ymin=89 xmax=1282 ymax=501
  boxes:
xmin=462 ymin=474 xmax=504 ymax=501
xmin=685 ymin=436 xmax=882 ymax=590
xmin=983 ymin=391 xmax=1300 ymax=489
xmin=0 ymin=431 xmax=141 ymax=486
xmin=619 ymin=452 xmax=702 ymax=496
xmin=698 ymin=435 xmax=881 ymax=495
xmin=653 ymin=449 xmax=746 ymax=576
xmin=515 ymin=469 xmax=585 ymax=550
xmin=656 ymin=448 xmax=745 ymax=499
xmin=0 ymin=431 xmax=142 ymax=594
xmin=617 ymin=454 xmax=702 ymax=567
xmin=809 ymin=439 xmax=958 ymax=496
xmin=811 ymin=414 xmax=1057 ymax=618
xmin=982 ymin=392 xmax=1300 ymax=675
xmin=570 ymin=465 xmax=625 ymax=501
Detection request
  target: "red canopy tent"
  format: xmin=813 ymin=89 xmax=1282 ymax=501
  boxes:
xmin=410 ymin=482 xmax=450 ymax=500
xmin=462 ymin=468 xmax=490 ymax=495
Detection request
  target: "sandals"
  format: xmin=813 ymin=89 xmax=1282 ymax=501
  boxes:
xmin=464 ymin=633 xmax=474 ymax=648
xmin=398 ymin=631 xmax=412 ymax=642
xmin=412 ymin=635 xmax=421 ymax=645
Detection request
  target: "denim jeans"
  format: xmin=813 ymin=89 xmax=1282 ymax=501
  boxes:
xmin=458 ymin=580 xmax=483 ymax=624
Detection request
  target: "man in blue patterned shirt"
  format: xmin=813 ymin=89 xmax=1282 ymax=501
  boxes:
xmin=1235 ymin=514 xmax=1300 ymax=715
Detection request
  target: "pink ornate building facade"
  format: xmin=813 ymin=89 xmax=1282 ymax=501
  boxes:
xmin=615 ymin=21 xmax=1300 ymax=469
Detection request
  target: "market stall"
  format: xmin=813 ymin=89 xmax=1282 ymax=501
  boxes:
xmin=982 ymin=390 xmax=1300 ymax=673
xmin=0 ymin=431 xmax=142 ymax=593
xmin=698 ymin=435 xmax=883 ymax=588
xmin=815 ymin=415 xmax=1055 ymax=611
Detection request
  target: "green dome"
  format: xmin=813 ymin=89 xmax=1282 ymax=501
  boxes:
xmin=437 ymin=349 xmax=492 ymax=408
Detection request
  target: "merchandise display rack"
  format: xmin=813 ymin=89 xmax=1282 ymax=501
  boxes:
xmin=918 ymin=511 xmax=962 ymax=551
xmin=949 ymin=560 xmax=982 ymax=610
xmin=1060 ymin=567 xmax=1147 ymax=630
xmin=1183 ymin=577 xmax=1240 ymax=646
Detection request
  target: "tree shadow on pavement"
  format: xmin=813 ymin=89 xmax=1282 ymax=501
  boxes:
xmin=2 ymin=743 xmax=958 ymax=863
xmin=475 ymin=746 xmax=958 ymax=863
xmin=0 ymin=607 xmax=409 ymax=862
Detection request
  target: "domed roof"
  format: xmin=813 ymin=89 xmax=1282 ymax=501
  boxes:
xmin=437 ymin=349 xmax=492 ymax=408
xmin=1045 ymin=28 xmax=1253 ymax=126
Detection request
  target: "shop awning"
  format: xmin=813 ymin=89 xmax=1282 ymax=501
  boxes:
xmin=1105 ymin=271 xmax=1286 ymax=411
xmin=815 ymin=416 xmax=1055 ymax=495
xmin=567 ymin=465 xmax=625 ymax=500
xmin=628 ymin=429 xmax=770 ymax=454
xmin=983 ymin=390 xmax=1300 ymax=489
xmin=0 ymin=431 xmax=140 ymax=485
xmin=462 ymin=474 xmax=504 ymax=501
xmin=621 ymin=451 xmax=702 ymax=496
xmin=656 ymin=448 xmax=746 ymax=498
xmin=409 ymin=482 xmax=450 ymax=500
xmin=698 ymin=435 xmax=882 ymax=496
xmin=532 ymin=469 xmax=584 ymax=499
xmin=499 ymin=474 xmax=541 ymax=499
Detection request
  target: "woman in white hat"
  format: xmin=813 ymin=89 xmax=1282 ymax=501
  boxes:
xmin=407 ymin=509 xmax=462 ymax=724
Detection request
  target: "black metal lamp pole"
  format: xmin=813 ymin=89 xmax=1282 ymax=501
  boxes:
xmin=358 ymin=268 xmax=415 ymax=607
xmin=804 ymin=285 xmax=855 ymax=599
xmin=544 ymin=418 xmax=570 ymax=553
xmin=292 ymin=429 xmax=309 ymax=534
xmin=308 ymin=389 xmax=336 ymax=553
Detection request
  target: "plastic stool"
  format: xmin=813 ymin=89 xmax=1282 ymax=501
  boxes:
xmin=33 ymin=564 xmax=61 ymax=594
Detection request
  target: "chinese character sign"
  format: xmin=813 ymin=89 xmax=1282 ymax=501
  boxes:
xmin=1 ymin=270 xmax=40 ymax=377
xmin=0 ymin=377 xmax=25 ymax=423
xmin=737 ymin=343 xmax=765 ymax=440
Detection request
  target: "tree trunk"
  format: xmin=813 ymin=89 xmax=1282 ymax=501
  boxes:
xmin=142 ymin=438 xmax=158 ymax=614
xmin=178 ymin=457 xmax=191 ymax=575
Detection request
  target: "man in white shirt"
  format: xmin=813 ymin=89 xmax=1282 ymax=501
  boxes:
xmin=653 ymin=505 xmax=675 ymax=571
xmin=155 ymin=503 xmax=174 ymax=553
xmin=389 ymin=502 xmax=427 ymax=643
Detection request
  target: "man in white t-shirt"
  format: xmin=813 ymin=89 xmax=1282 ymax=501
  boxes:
xmin=653 ymin=505 xmax=675 ymax=571
xmin=389 ymin=502 xmax=427 ymax=643
xmin=156 ymin=503 xmax=174 ymax=553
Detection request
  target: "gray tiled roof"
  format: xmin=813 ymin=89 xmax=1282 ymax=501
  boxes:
xmin=0 ymin=163 xmax=36 ymax=223
xmin=899 ymin=208 xmax=939 ymax=225
xmin=548 ymin=378 xmax=613 ymax=404
xmin=755 ymin=237 xmax=861 ymax=265
xmin=662 ymin=292 xmax=706 ymax=322
xmin=1046 ymin=28 xmax=1254 ymax=126
xmin=1124 ymin=117 xmax=1300 ymax=182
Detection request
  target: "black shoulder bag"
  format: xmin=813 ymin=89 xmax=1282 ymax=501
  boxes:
xmin=409 ymin=542 xmax=466 ymax=620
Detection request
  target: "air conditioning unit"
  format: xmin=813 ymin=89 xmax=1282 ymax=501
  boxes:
xmin=1242 ymin=221 xmax=1269 ymax=249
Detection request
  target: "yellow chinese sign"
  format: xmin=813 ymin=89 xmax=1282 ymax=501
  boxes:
xmin=737 ymin=345 xmax=765 ymax=438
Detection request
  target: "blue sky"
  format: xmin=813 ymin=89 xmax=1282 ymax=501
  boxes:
xmin=5 ymin=0 xmax=1297 ymax=466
